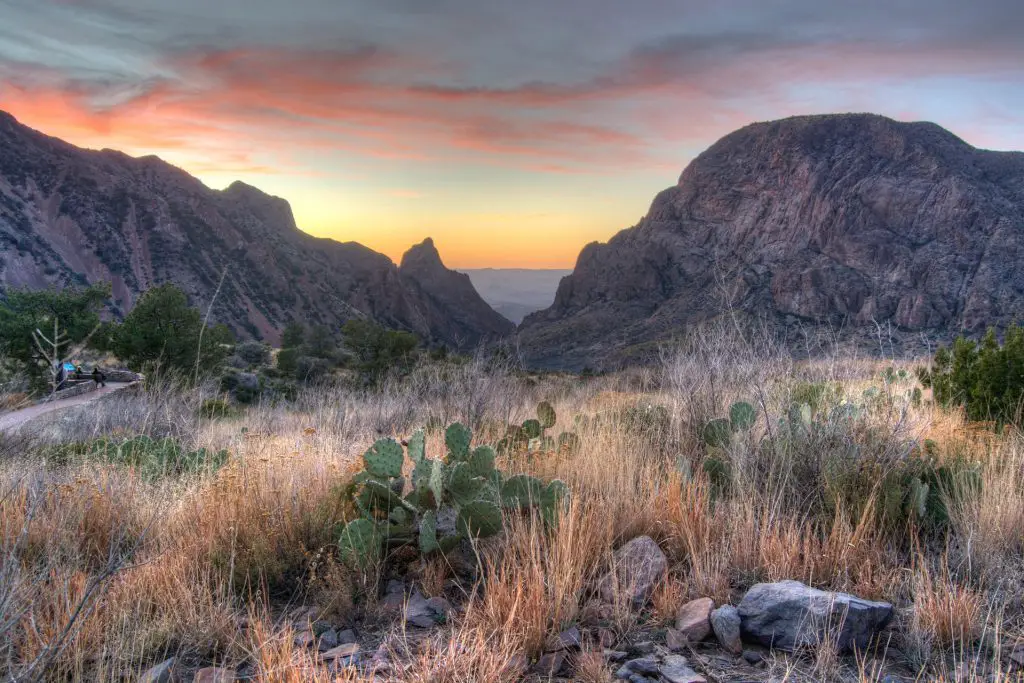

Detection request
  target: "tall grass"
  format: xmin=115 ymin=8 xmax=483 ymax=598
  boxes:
xmin=1 ymin=332 xmax=1021 ymax=680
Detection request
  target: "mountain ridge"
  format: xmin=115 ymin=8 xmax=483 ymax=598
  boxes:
xmin=518 ymin=113 xmax=1024 ymax=368
xmin=0 ymin=110 xmax=508 ymax=349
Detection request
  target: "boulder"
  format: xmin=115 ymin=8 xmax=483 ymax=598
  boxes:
xmin=675 ymin=598 xmax=713 ymax=641
xmin=598 ymin=536 xmax=667 ymax=606
xmin=139 ymin=658 xmax=178 ymax=683
xmin=660 ymin=655 xmax=706 ymax=683
xmin=710 ymin=604 xmax=742 ymax=654
xmin=737 ymin=580 xmax=893 ymax=652
xmin=193 ymin=667 xmax=235 ymax=683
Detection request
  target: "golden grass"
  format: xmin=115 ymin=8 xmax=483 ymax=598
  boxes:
xmin=2 ymin=354 xmax=1022 ymax=680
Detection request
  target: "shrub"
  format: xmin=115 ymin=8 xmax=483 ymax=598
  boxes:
xmin=43 ymin=435 xmax=229 ymax=480
xmin=341 ymin=318 xmax=418 ymax=384
xmin=920 ymin=327 xmax=1024 ymax=424
xmin=199 ymin=397 xmax=234 ymax=419
xmin=0 ymin=282 xmax=110 ymax=389
xmin=111 ymin=283 xmax=233 ymax=377
xmin=235 ymin=340 xmax=271 ymax=367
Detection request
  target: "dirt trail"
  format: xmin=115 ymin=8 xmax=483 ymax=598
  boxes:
xmin=0 ymin=382 xmax=133 ymax=433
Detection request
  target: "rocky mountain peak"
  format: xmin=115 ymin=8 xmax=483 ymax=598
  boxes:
xmin=0 ymin=110 xmax=510 ymax=349
xmin=399 ymin=238 xmax=514 ymax=343
xmin=400 ymin=237 xmax=443 ymax=271
xmin=519 ymin=113 xmax=1024 ymax=369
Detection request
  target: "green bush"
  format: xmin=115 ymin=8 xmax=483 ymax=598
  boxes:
xmin=199 ymin=397 xmax=235 ymax=419
xmin=0 ymin=282 xmax=110 ymax=389
xmin=342 ymin=319 xmax=418 ymax=384
xmin=111 ymin=283 xmax=233 ymax=377
xmin=920 ymin=327 xmax=1024 ymax=424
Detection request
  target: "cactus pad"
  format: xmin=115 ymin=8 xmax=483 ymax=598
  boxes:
xmin=729 ymin=401 xmax=757 ymax=431
xmin=702 ymin=418 xmax=732 ymax=447
xmin=363 ymin=438 xmax=404 ymax=478
xmin=338 ymin=518 xmax=381 ymax=568
xmin=467 ymin=445 xmax=496 ymax=479
xmin=522 ymin=419 xmax=542 ymax=439
xmin=445 ymin=423 xmax=472 ymax=461
xmin=457 ymin=499 xmax=503 ymax=538
xmin=407 ymin=430 xmax=426 ymax=462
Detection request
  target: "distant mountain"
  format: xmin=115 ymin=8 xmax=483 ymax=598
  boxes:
xmin=462 ymin=268 xmax=572 ymax=324
xmin=400 ymin=239 xmax=514 ymax=341
xmin=0 ymin=110 xmax=508 ymax=349
xmin=519 ymin=113 xmax=1024 ymax=369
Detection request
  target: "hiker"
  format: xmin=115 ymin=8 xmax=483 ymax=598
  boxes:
xmin=91 ymin=367 xmax=106 ymax=388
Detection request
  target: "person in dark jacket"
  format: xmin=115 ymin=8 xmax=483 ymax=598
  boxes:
xmin=91 ymin=367 xmax=106 ymax=388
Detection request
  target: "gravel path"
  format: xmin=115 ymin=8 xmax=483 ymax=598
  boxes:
xmin=0 ymin=382 xmax=134 ymax=433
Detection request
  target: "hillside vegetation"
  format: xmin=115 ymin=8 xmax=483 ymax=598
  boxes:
xmin=2 ymin=324 xmax=1024 ymax=682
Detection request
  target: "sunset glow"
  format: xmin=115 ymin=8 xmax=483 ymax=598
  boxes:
xmin=2 ymin=0 xmax=1024 ymax=267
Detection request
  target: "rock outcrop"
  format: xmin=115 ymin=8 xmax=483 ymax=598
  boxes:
xmin=399 ymin=238 xmax=514 ymax=345
xmin=0 ymin=110 xmax=507 ymax=349
xmin=737 ymin=580 xmax=893 ymax=652
xmin=519 ymin=113 xmax=1024 ymax=368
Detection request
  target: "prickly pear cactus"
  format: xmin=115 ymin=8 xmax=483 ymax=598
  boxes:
xmin=702 ymin=418 xmax=732 ymax=448
xmin=729 ymin=401 xmax=757 ymax=431
xmin=363 ymin=438 xmax=404 ymax=478
xmin=457 ymin=499 xmax=503 ymax=537
xmin=521 ymin=419 xmax=542 ymax=440
xmin=445 ymin=423 xmax=472 ymax=462
xmin=339 ymin=422 xmax=571 ymax=570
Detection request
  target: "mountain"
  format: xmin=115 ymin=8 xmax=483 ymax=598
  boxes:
xmin=399 ymin=238 xmax=514 ymax=341
xmin=0 ymin=110 xmax=508 ymax=349
xmin=519 ymin=113 xmax=1024 ymax=369
xmin=461 ymin=268 xmax=572 ymax=323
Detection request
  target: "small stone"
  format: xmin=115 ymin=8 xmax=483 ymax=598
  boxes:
xmin=675 ymin=598 xmax=713 ymax=642
xmin=321 ymin=642 xmax=360 ymax=662
xmin=660 ymin=655 xmax=706 ymax=683
xmin=382 ymin=580 xmax=406 ymax=609
xmin=425 ymin=596 xmax=452 ymax=618
xmin=598 ymin=536 xmax=668 ymax=606
xmin=533 ymin=651 xmax=566 ymax=676
xmin=615 ymin=664 xmax=633 ymax=680
xmin=504 ymin=653 xmax=530 ymax=676
xmin=404 ymin=591 xmax=438 ymax=628
xmin=630 ymin=675 xmax=657 ymax=683
xmin=710 ymin=604 xmax=742 ymax=654
xmin=547 ymin=625 xmax=582 ymax=651
xmin=626 ymin=657 xmax=661 ymax=675
xmin=293 ymin=629 xmax=315 ymax=648
xmin=139 ymin=658 xmax=178 ymax=683
xmin=317 ymin=628 xmax=339 ymax=651
xmin=310 ymin=620 xmax=333 ymax=636
xmin=336 ymin=629 xmax=357 ymax=644
xmin=630 ymin=640 xmax=656 ymax=655
xmin=742 ymin=649 xmax=764 ymax=665
xmin=598 ymin=628 xmax=617 ymax=648
xmin=666 ymin=628 xmax=687 ymax=652
xmin=604 ymin=649 xmax=629 ymax=662
xmin=193 ymin=667 xmax=235 ymax=683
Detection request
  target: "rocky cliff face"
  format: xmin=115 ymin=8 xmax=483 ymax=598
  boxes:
xmin=399 ymin=238 xmax=514 ymax=344
xmin=519 ymin=114 xmax=1024 ymax=368
xmin=0 ymin=110 xmax=508 ymax=349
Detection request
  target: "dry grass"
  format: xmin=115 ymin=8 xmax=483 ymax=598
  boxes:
xmin=2 ymin=337 xmax=1023 ymax=681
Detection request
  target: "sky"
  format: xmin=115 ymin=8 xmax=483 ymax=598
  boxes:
xmin=1 ymin=1 xmax=1023 ymax=268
